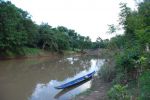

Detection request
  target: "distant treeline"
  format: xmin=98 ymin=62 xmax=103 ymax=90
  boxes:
xmin=0 ymin=0 xmax=109 ymax=56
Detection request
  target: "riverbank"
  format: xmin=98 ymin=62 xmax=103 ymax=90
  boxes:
xmin=0 ymin=48 xmax=52 ymax=60
xmin=77 ymin=48 xmax=150 ymax=99
xmin=75 ymin=77 xmax=111 ymax=100
xmin=0 ymin=48 xmax=79 ymax=60
xmin=74 ymin=49 xmax=115 ymax=100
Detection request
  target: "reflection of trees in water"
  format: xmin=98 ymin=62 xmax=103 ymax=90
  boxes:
xmin=0 ymin=55 xmax=102 ymax=83
xmin=68 ymin=55 xmax=101 ymax=75
xmin=31 ymin=55 xmax=101 ymax=81
xmin=54 ymin=77 xmax=92 ymax=99
xmin=0 ymin=55 xmax=103 ymax=100
xmin=0 ymin=55 xmax=101 ymax=82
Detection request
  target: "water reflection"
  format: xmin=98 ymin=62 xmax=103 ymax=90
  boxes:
xmin=54 ymin=77 xmax=92 ymax=99
xmin=30 ymin=78 xmax=91 ymax=100
xmin=29 ymin=56 xmax=104 ymax=100
xmin=0 ymin=55 xmax=104 ymax=100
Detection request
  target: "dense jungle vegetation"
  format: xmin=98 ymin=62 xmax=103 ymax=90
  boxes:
xmin=101 ymin=0 xmax=150 ymax=99
xmin=0 ymin=0 xmax=106 ymax=57
xmin=0 ymin=0 xmax=111 ymax=57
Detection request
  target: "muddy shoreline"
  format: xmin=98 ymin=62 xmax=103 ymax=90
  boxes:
xmin=74 ymin=49 xmax=113 ymax=100
xmin=75 ymin=77 xmax=111 ymax=100
xmin=0 ymin=49 xmax=101 ymax=60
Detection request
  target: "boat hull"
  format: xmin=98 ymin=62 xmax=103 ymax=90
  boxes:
xmin=55 ymin=71 xmax=95 ymax=89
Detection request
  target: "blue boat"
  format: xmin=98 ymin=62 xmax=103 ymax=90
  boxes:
xmin=55 ymin=71 xmax=95 ymax=89
xmin=54 ymin=77 xmax=92 ymax=98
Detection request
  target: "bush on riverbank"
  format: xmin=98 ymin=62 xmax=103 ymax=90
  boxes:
xmin=100 ymin=48 xmax=150 ymax=99
xmin=108 ymin=84 xmax=130 ymax=100
xmin=98 ymin=0 xmax=150 ymax=99
xmin=138 ymin=71 xmax=150 ymax=99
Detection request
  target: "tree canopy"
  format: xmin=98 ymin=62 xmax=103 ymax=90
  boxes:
xmin=0 ymin=1 xmax=94 ymax=56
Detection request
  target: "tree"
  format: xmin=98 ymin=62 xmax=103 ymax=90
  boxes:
xmin=107 ymin=24 xmax=117 ymax=34
xmin=0 ymin=1 xmax=28 ymax=54
xmin=38 ymin=23 xmax=58 ymax=50
xmin=0 ymin=0 xmax=93 ymax=55
xmin=22 ymin=19 xmax=38 ymax=48
xmin=55 ymin=31 xmax=70 ymax=51
xmin=137 ymin=0 xmax=150 ymax=51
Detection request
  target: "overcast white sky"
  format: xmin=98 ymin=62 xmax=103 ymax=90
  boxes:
xmin=9 ymin=0 xmax=136 ymax=41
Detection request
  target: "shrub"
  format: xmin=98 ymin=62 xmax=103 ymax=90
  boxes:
xmin=99 ymin=61 xmax=115 ymax=82
xmin=108 ymin=84 xmax=130 ymax=100
xmin=115 ymin=48 xmax=141 ymax=74
xmin=139 ymin=71 xmax=150 ymax=100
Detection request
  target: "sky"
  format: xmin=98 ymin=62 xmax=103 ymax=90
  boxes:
xmin=9 ymin=0 xmax=137 ymax=41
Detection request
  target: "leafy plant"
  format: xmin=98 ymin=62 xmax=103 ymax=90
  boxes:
xmin=108 ymin=84 xmax=130 ymax=100
xmin=116 ymin=48 xmax=140 ymax=73
xmin=139 ymin=71 xmax=150 ymax=100
xmin=99 ymin=61 xmax=115 ymax=82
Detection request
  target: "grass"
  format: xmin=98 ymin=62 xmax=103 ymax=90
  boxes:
xmin=0 ymin=47 xmax=47 ymax=59
xmin=22 ymin=47 xmax=43 ymax=56
xmin=0 ymin=47 xmax=81 ymax=59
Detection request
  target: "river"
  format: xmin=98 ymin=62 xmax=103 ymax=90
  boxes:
xmin=0 ymin=55 xmax=105 ymax=100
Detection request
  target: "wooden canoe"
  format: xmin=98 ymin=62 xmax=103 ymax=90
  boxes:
xmin=55 ymin=71 xmax=95 ymax=89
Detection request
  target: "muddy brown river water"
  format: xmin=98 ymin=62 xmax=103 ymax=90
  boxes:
xmin=0 ymin=55 xmax=104 ymax=100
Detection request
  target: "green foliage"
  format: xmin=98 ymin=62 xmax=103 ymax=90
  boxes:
xmin=108 ymin=84 xmax=130 ymax=100
xmin=99 ymin=61 xmax=115 ymax=81
xmin=119 ymin=3 xmax=131 ymax=27
xmin=116 ymin=48 xmax=140 ymax=72
xmin=23 ymin=19 xmax=39 ymax=47
xmin=37 ymin=23 xmax=57 ymax=50
xmin=0 ymin=1 xmax=93 ymax=56
xmin=0 ymin=1 xmax=28 ymax=52
xmin=55 ymin=32 xmax=70 ymax=50
xmin=138 ymin=0 xmax=150 ymax=26
xmin=136 ymin=26 xmax=150 ymax=49
xmin=108 ymin=35 xmax=126 ymax=50
xmin=92 ymin=38 xmax=108 ymax=49
xmin=22 ymin=47 xmax=41 ymax=56
xmin=139 ymin=71 xmax=150 ymax=100
xmin=106 ymin=0 xmax=150 ymax=99
xmin=107 ymin=24 xmax=117 ymax=34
